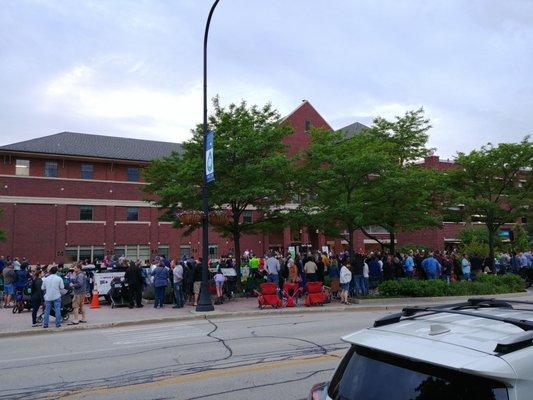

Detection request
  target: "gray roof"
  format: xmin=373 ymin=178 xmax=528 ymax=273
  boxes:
xmin=0 ymin=132 xmax=183 ymax=162
xmin=337 ymin=121 xmax=369 ymax=139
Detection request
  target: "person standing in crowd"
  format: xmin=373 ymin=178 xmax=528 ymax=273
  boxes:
xmin=351 ymin=250 xmax=365 ymax=297
xmin=41 ymin=266 xmax=64 ymax=328
xmin=393 ymin=254 xmax=404 ymax=279
xmin=382 ymin=255 xmax=394 ymax=281
xmin=265 ymin=252 xmax=280 ymax=285
xmin=69 ymin=264 xmax=87 ymax=325
xmin=470 ymin=253 xmax=483 ymax=274
xmin=183 ymin=258 xmax=193 ymax=304
xmin=316 ymin=254 xmax=325 ymax=284
xmin=422 ymin=252 xmax=441 ymax=280
xmin=304 ymin=256 xmax=318 ymax=282
xmin=362 ymin=258 xmax=370 ymax=296
xmin=192 ymin=259 xmax=203 ymax=306
xmin=151 ymin=261 xmax=169 ymax=309
xmin=461 ymin=253 xmax=472 ymax=281
xmin=125 ymin=261 xmax=144 ymax=308
xmin=367 ymin=254 xmax=383 ymax=290
xmin=404 ymin=251 xmax=415 ymax=278
xmin=3 ymin=262 xmax=15 ymax=308
xmin=328 ymin=258 xmax=340 ymax=300
xmin=214 ymin=268 xmax=225 ymax=304
xmin=172 ymin=260 xmax=184 ymax=308
xmin=30 ymin=269 xmax=43 ymax=327
xmin=441 ymin=254 xmax=453 ymax=283
xmin=249 ymin=255 xmax=259 ymax=278
xmin=339 ymin=260 xmax=352 ymax=305
xmin=287 ymin=259 xmax=300 ymax=284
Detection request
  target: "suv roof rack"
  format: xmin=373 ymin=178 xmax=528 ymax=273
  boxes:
xmin=468 ymin=298 xmax=533 ymax=307
xmin=373 ymin=298 xmax=533 ymax=354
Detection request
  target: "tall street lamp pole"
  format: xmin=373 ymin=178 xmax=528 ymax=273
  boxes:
xmin=196 ymin=0 xmax=220 ymax=312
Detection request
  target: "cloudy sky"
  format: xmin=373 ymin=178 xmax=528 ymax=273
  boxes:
xmin=1 ymin=0 xmax=532 ymax=157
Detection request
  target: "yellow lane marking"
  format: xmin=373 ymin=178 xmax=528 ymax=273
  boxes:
xmin=52 ymin=351 xmax=344 ymax=399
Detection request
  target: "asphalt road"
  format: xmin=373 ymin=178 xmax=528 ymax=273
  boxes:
xmin=0 ymin=310 xmax=384 ymax=400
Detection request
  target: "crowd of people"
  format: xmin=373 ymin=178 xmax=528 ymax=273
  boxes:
xmin=238 ymin=247 xmax=533 ymax=300
xmin=1 ymin=247 xmax=532 ymax=328
xmin=0 ymin=257 xmax=88 ymax=328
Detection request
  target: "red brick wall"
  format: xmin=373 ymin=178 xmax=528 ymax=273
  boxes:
xmin=282 ymin=101 xmax=332 ymax=157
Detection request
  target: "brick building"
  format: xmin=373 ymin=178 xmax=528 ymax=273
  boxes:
xmin=0 ymin=101 xmax=511 ymax=263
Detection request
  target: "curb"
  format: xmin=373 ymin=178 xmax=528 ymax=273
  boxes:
xmin=1 ymin=291 xmax=528 ymax=339
xmin=0 ymin=303 xmax=404 ymax=339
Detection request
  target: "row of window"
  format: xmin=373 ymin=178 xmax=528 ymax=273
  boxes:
xmin=64 ymin=244 xmax=219 ymax=262
xmin=14 ymin=159 xmax=140 ymax=182
xmin=77 ymin=207 xmax=254 ymax=223
xmin=79 ymin=206 xmax=140 ymax=221
xmin=78 ymin=206 xmax=253 ymax=224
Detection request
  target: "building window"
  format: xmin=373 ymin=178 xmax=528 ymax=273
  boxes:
xmin=64 ymin=246 xmax=104 ymax=263
xmin=44 ymin=161 xmax=59 ymax=177
xmin=79 ymin=205 xmax=93 ymax=221
xmin=180 ymin=245 xmax=191 ymax=258
xmin=115 ymin=244 xmax=150 ymax=262
xmin=243 ymin=210 xmax=253 ymax=224
xmin=365 ymin=225 xmax=389 ymax=234
xmin=81 ymin=164 xmax=94 ymax=179
xmin=305 ymin=119 xmax=311 ymax=132
xmin=209 ymin=244 xmax=219 ymax=258
xmin=126 ymin=207 xmax=139 ymax=221
xmin=15 ymin=159 xmax=30 ymax=176
xmin=127 ymin=167 xmax=140 ymax=182
xmin=157 ymin=245 xmax=169 ymax=258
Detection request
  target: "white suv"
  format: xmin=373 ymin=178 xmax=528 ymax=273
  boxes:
xmin=310 ymin=298 xmax=533 ymax=400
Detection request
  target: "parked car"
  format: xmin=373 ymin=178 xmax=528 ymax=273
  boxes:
xmin=310 ymin=298 xmax=533 ymax=400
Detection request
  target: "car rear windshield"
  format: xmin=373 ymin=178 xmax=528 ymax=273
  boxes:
xmin=328 ymin=345 xmax=509 ymax=400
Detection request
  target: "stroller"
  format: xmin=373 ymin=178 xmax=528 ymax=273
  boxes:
xmin=304 ymin=282 xmax=329 ymax=307
xmin=37 ymin=289 xmax=73 ymax=323
xmin=254 ymin=283 xmax=282 ymax=309
xmin=109 ymin=277 xmax=130 ymax=308
xmin=12 ymin=285 xmax=32 ymax=314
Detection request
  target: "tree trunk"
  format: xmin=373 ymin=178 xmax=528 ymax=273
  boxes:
xmin=348 ymin=227 xmax=355 ymax=262
xmin=232 ymin=211 xmax=242 ymax=279
xmin=389 ymin=230 xmax=396 ymax=255
xmin=360 ymin=227 xmax=385 ymax=249
xmin=234 ymin=228 xmax=241 ymax=273
xmin=487 ymin=227 xmax=496 ymax=270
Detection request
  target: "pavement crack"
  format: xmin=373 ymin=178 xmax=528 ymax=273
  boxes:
xmin=205 ymin=317 xmax=233 ymax=360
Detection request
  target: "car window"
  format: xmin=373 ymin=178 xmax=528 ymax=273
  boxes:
xmin=328 ymin=345 xmax=509 ymax=400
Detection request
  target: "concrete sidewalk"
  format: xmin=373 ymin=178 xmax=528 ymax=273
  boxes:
xmin=1 ymin=290 xmax=530 ymax=338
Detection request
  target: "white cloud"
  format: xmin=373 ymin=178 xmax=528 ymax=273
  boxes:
xmin=40 ymin=62 xmax=293 ymax=142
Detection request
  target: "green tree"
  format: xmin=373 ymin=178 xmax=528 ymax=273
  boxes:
xmin=359 ymin=108 xmax=443 ymax=254
xmin=370 ymin=108 xmax=433 ymax=165
xmin=447 ymin=138 xmax=533 ymax=266
xmin=295 ymin=127 xmax=391 ymax=259
xmin=457 ymin=226 xmax=503 ymax=257
xmin=512 ymin=224 xmax=530 ymax=252
xmin=144 ymin=98 xmax=294 ymax=270
xmin=361 ymin=165 xmax=444 ymax=254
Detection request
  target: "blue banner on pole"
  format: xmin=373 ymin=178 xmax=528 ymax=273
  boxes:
xmin=206 ymin=130 xmax=215 ymax=183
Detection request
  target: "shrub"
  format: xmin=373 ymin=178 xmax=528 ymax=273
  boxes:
xmin=378 ymin=274 xmax=525 ymax=297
